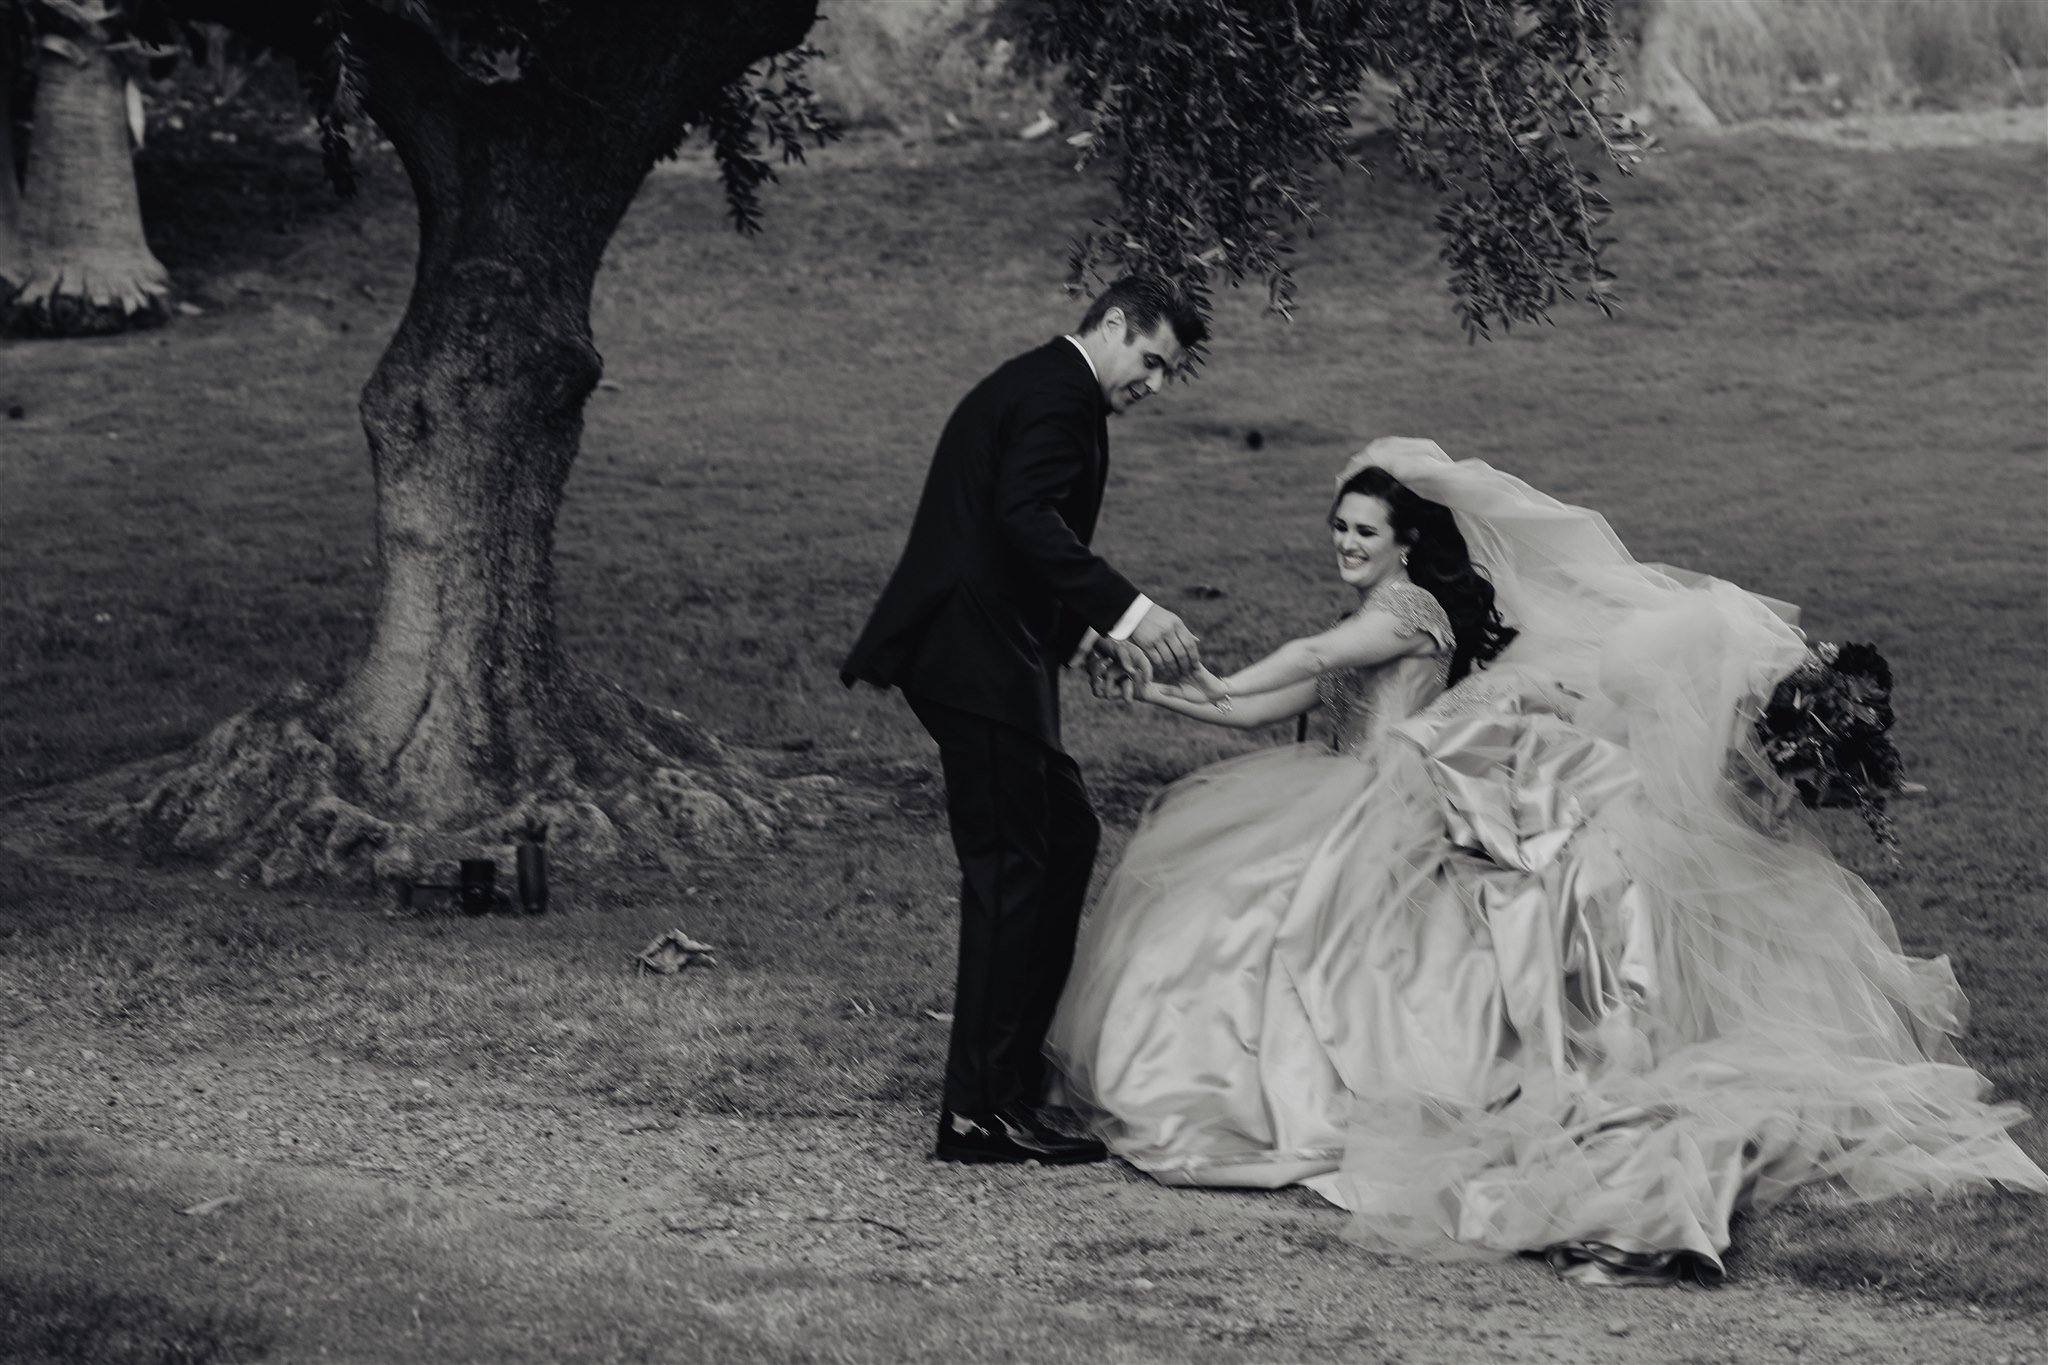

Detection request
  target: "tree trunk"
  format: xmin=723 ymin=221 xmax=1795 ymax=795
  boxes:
xmin=90 ymin=3 xmax=841 ymax=886
xmin=0 ymin=61 xmax=24 ymax=289
xmin=5 ymin=30 xmax=172 ymax=335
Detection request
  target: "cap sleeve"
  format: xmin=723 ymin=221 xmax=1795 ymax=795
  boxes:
xmin=1375 ymin=582 xmax=1455 ymax=654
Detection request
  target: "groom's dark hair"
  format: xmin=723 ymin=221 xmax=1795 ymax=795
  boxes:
xmin=1077 ymin=275 xmax=1209 ymax=353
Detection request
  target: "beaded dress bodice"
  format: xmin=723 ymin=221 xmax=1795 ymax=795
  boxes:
xmin=1314 ymin=582 xmax=1455 ymax=756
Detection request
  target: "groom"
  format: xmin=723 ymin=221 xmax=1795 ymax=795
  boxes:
xmin=841 ymin=276 xmax=1210 ymax=1165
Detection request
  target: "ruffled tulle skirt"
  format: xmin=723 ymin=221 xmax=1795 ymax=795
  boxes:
xmin=1046 ymin=696 xmax=2047 ymax=1282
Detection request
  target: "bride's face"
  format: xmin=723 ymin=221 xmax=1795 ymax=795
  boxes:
xmin=1330 ymin=493 xmax=1405 ymax=591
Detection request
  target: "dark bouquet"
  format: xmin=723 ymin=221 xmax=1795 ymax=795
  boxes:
xmin=1754 ymin=642 xmax=1906 ymax=861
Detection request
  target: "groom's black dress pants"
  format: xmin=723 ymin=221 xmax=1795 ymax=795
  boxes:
xmin=906 ymin=692 xmax=1101 ymax=1117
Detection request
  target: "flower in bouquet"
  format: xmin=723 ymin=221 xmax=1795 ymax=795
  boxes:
xmin=1754 ymin=641 xmax=1906 ymax=862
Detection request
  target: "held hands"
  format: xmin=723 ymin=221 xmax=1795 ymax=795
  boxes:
xmin=1086 ymin=602 xmax=1233 ymax=710
xmin=1088 ymin=638 xmax=1150 ymax=703
xmin=1151 ymin=666 xmax=1234 ymax=711
xmin=1089 ymin=640 xmax=1233 ymax=713
xmin=1127 ymin=603 xmax=1202 ymax=682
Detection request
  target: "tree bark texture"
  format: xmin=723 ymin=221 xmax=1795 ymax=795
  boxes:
xmin=0 ymin=63 xmax=24 ymax=287
xmin=97 ymin=1 xmax=835 ymax=886
xmin=5 ymin=32 xmax=171 ymax=335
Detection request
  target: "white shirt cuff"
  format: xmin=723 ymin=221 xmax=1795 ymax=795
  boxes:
xmin=1108 ymin=594 xmax=1152 ymax=642
xmin=1067 ymin=627 xmax=1100 ymax=669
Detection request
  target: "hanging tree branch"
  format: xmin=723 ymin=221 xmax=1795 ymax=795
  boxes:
xmin=1013 ymin=0 xmax=1651 ymax=340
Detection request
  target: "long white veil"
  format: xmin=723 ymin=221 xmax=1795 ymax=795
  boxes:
xmin=1345 ymin=437 xmax=1824 ymax=830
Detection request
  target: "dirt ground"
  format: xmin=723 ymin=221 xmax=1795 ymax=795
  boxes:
xmin=6 ymin=1005 xmax=2046 ymax=1364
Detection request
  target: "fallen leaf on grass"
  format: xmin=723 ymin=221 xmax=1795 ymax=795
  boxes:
xmin=923 ymin=1010 xmax=954 ymax=1024
xmin=635 ymin=929 xmax=718 ymax=974
xmin=180 ymin=1195 xmax=241 ymax=1217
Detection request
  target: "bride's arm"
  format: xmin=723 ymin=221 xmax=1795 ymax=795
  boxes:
xmin=1140 ymin=677 xmax=1320 ymax=729
xmin=1212 ymin=609 xmax=1436 ymax=699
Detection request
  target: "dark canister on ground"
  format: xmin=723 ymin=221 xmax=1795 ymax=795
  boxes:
xmin=516 ymin=822 xmax=549 ymax=914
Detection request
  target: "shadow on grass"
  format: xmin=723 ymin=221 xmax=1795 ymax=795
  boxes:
xmin=0 ymin=1275 xmax=269 ymax=1365
xmin=0 ymin=1137 xmax=271 ymax=1365
xmin=0 ymin=1132 xmax=774 ymax=1365
xmin=0 ymin=1132 xmax=1213 ymax=1364
xmin=1740 ymin=1190 xmax=2048 ymax=1314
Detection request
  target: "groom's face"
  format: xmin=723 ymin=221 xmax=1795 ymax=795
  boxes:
xmin=1096 ymin=310 xmax=1185 ymax=414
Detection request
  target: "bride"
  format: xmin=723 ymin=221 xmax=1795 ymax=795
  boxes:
xmin=1047 ymin=438 xmax=2046 ymax=1283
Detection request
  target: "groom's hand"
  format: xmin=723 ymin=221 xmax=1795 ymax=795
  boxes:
xmin=1086 ymin=655 xmax=1121 ymax=702
xmin=1128 ymin=603 xmax=1201 ymax=681
xmin=1089 ymin=637 xmax=1150 ymax=702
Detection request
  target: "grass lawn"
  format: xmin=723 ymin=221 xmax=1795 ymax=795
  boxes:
xmin=1 ymin=110 xmax=2044 ymax=1350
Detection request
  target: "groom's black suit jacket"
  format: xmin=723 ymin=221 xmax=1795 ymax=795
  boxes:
xmin=841 ymin=339 xmax=1141 ymax=748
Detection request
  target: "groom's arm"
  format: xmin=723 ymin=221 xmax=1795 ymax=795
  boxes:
xmin=996 ymin=395 xmax=1143 ymax=634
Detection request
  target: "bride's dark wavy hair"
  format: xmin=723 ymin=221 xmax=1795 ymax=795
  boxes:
xmin=1336 ymin=466 xmax=1517 ymax=683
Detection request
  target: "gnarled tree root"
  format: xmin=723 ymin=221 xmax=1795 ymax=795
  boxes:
xmin=58 ymin=678 xmax=858 ymax=888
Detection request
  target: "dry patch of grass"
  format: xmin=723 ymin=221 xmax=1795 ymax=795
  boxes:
xmin=1645 ymin=0 xmax=2048 ymax=119
xmin=803 ymin=0 xmax=2048 ymax=138
xmin=805 ymin=0 xmax=1054 ymax=137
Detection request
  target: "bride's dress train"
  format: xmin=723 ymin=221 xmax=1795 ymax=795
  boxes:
xmin=1046 ymin=446 xmax=2045 ymax=1282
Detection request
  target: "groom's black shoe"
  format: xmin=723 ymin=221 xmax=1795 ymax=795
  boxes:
xmin=933 ymin=1107 xmax=1108 ymax=1165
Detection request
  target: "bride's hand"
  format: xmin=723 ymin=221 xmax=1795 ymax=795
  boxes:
xmin=1142 ymin=669 xmax=1233 ymax=712
xmin=1185 ymin=666 xmax=1234 ymax=712
xmin=1138 ymin=678 xmax=1189 ymax=705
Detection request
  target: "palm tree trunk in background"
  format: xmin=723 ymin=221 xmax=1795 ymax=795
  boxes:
xmin=0 ymin=62 xmax=24 ymax=289
xmin=5 ymin=26 xmax=171 ymax=335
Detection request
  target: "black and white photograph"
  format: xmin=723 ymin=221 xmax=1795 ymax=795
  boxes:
xmin=2 ymin=0 xmax=2044 ymax=1360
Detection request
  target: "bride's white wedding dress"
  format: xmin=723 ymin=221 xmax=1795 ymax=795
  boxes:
xmin=1047 ymin=442 xmax=2046 ymax=1283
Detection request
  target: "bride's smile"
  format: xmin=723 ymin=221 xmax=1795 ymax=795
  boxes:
xmin=1329 ymin=492 xmax=1405 ymax=592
